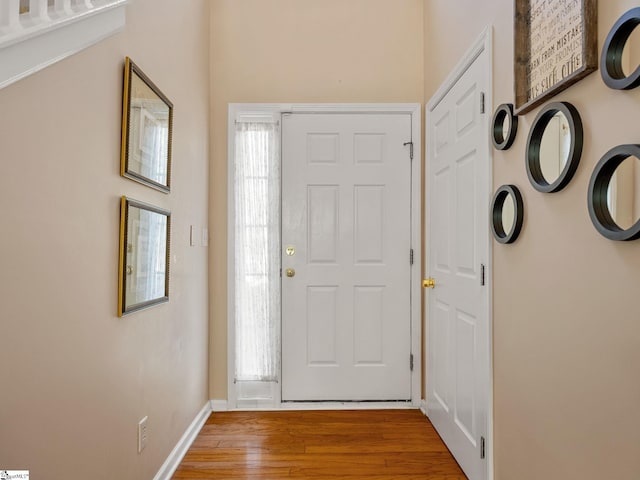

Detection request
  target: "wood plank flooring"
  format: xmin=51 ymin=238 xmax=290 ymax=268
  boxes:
xmin=172 ymin=409 xmax=467 ymax=479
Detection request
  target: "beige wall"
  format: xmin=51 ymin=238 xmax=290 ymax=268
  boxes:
xmin=0 ymin=1 xmax=210 ymax=479
xmin=209 ymin=0 xmax=424 ymax=399
xmin=425 ymin=1 xmax=640 ymax=479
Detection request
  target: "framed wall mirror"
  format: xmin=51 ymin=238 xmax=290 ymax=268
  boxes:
xmin=490 ymin=185 xmax=524 ymax=244
xmin=588 ymin=144 xmax=640 ymax=241
xmin=491 ymin=103 xmax=518 ymax=150
xmin=118 ymin=196 xmax=171 ymax=316
xmin=525 ymin=102 xmax=583 ymax=193
xmin=121 ymin=57 xmax=173 ymax=192
xmin=601 ymin=7 xmax=640 ymax=90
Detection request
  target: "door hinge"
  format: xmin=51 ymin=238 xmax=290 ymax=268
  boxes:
xmin=480 ymin=92 xmax=485 ymax=114
xmin=409 ymin=353 xmax=414 ymax=371
xmin=481 ymin=263 xmax=486 ymax=286
xmin=410 ymin=249 xmax=414 ymax=265
xmin=403 ymin=141 xmax=414 ymax=160
xmin=480 ymin=436 xmax=486 ymax=459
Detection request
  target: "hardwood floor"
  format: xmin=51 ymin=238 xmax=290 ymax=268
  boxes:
xmin=172 ymin=409 xmax=467 ymax=479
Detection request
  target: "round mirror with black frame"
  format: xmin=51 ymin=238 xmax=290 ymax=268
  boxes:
xmin=490 ymin=185 xmax=524 ymax=244
xmin=491 ymin=103 xmax=518 ymax=150
xmin=525 ymin=101 xmax=583 ymax=193
xmin=601 ymin=7 xmax=640 ymax=90
xmin=588 ymin=144 xmax=640 ymax=241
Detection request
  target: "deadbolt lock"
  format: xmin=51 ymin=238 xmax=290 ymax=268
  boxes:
xmin=285 ymin=246 xmax=295 ymax=256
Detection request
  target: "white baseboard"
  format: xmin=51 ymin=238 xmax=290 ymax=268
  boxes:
xmin=420 ymin=399 xmax=428 ymax=416
xmin=153 ymin=402 xmax=212 ymax=480
xmin=210 ymin=399 xmax=229 ymax=412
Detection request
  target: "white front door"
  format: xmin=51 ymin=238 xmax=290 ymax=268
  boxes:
xmin=426 ymin=37 xmax=491 ymax=479
xmin=281 ymin=113 xmax=413 ymax=401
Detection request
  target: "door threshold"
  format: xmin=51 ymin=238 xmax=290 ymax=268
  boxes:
xmin=226 ymin=400 xmax=419 ymax=412
xmin=224 ymin=400 xmax=419 ymax=412
xmin=279 ymin=401 xmax=417 ymax=411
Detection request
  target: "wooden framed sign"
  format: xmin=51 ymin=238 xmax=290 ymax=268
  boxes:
xmin=514 ymin=0 xmax=598 ymax=115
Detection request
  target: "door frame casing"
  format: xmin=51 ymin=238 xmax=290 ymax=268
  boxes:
xmin=227 ymin=103 xmax=422 ymax=409
xmin=424 ymin=27 xmax=494 ymax=480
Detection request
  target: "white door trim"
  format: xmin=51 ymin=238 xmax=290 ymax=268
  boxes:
xmin=425 ymin=27 xmax=494 ymax=480
xmin=227 ymin=103 xmax=422 ymax=409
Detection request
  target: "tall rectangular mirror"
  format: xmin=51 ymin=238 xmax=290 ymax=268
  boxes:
xmin=121 ymin=57 xmax=173 ymax=192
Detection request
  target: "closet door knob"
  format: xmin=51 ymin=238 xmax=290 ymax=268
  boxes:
xmin=422 ymin=278 xmax=436 ymax=288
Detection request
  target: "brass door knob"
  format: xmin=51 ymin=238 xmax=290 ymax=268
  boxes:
xmin=285 ymin=268 xmax=296 ymax=278
xmin=422 ymin=278 xmax=436 ymax=289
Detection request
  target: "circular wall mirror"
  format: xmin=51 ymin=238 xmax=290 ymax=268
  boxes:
xmin=601 ymin=7 xmax=640 ymax=90
xmin=491 ymin=103 xmax=518 ymax=150
xmin=588 ymin=144 xmax=640 ymax=241
xmin=621 ymin=21 xmax=640 ymax=78
xmin=525 ymin=102 xmax=583 ymax=193
xmin=490 ymin=185 xmax=524 ymax=244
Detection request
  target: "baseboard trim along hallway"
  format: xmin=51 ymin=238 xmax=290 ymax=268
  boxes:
xmin=210 ymin=399 xmax=229 ymax=412
xmin=153 ymin=402 xmax=212 ymax=480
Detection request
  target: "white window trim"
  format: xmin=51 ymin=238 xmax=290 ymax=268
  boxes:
xmin=227 ymin=103 xmax=422 ymax=410
xmin=0 ymin=0 xmax=128 ymax=90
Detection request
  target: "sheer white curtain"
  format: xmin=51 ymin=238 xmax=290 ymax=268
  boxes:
xmin=142 ymin=122 xmax=168 ymax=186
xmin=145 ymin=210 xmax=167 ymax=300
xmin=234 ymin=120 xmax=280 ymax=382
xmin=126 ymin=208 xmax=167 ymax=305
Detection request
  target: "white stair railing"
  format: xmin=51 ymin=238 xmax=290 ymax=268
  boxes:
xmin=0 ymin=0 xmax=128 ymax=89
xmin=0 ymin=1 xmax=22 ymax=31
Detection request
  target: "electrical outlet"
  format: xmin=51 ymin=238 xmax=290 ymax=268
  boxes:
xmin=138 ymin=416 xmax=148 ymax=453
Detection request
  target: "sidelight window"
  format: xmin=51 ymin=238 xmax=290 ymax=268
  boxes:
xmin=233 ymin=120 xmax=281 ymax=383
